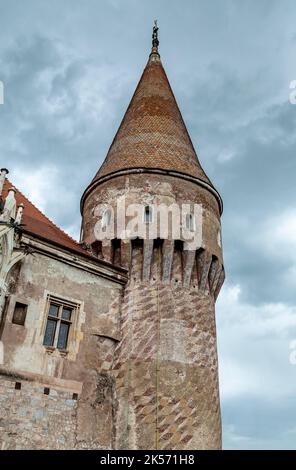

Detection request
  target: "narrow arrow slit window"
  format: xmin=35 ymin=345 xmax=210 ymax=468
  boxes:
xmin=144 ymin=205 xmax=153 ymax=224
xmin=186 ymin=213 xmax=195 ymax=231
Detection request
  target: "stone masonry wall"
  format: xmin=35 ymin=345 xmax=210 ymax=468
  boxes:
xmin=0 ymin=376 xmax=77 ymax=450
xmin=0 ymin=370 xmax=117 ymax=450
xmin=0 ymin=245 xmax=126 ymax=449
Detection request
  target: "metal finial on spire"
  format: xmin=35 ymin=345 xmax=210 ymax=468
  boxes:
xmin=149 ymin=20 xmax=160 ymax=63
xmin=152 ymin=20 xmax=159 ymax=50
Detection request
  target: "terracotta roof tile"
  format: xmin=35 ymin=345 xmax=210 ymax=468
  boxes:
xmin=91 ymin=57 xmax=214 ymax=187
xmin=2 ymin=179 xmax=90 ymax=258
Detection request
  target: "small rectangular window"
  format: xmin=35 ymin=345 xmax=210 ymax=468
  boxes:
xmin=144 ymin=205 xmax=153 ymax=224
xmin=185 ymin=213 xmax=195 ymax=232
xmin=12 ymin=302 xmax=28 ymax=326
xmin=43 ymin=298 xmax=74 ymax=350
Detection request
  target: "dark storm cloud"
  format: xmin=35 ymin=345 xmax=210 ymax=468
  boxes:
xmin=0 ymin=33 xmax=132 ymax=230
xmin=217 ymin=102 xmax=296 ymax=304
xmin=1 ymin=0 xmax=296 ymax=449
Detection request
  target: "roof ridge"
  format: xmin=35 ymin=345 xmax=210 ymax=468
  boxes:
xmin=6 ymin=178 xmax=82 ymax=248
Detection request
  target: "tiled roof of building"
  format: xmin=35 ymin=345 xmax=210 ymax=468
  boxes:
xmin=2 ymin=179 xmax=90 ymax=258
xmin=90 ymin=50 xmax=214 ymax=188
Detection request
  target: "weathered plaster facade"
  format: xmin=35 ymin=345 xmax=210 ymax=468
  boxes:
xmin=0 ymin=182 xmax=127 ymax=450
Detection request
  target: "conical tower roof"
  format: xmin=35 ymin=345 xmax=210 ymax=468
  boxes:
xmin=82 ymin=24 xmax=222 ymax=213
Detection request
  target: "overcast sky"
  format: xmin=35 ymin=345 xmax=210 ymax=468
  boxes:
xmin=1 ymin=0 xmax=296 ymax=450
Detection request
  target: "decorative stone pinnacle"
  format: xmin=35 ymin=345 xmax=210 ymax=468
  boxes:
xmin=15 ymin=203 xmax=24 ymax=225
xmin=0 ymin=168 xmax=9 ymax=196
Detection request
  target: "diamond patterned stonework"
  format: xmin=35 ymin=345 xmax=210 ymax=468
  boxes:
xmin=81 ymin=31 xmax=225 ymax=448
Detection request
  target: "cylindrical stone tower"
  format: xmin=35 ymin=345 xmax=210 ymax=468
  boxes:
xmin=81 ymin=25 xmax=225 ymax=450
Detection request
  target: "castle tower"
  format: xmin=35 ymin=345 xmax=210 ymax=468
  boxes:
xmin=81 ymin=24 xmax=225 ymax=450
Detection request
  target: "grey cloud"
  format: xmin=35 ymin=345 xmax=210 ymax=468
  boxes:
xmin=223 ymin=396 xmax=296 ymax=450
xmin=0 ymin=34 xmax=132 ymax=231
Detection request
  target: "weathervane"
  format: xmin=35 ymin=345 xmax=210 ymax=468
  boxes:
xmin=152 ymin=20 xmax=159 ymax=50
